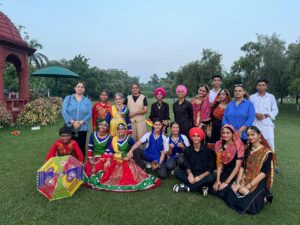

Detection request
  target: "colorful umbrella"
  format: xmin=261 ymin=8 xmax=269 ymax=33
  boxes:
xmin=37 ymin=155 xmax=83 ymax=201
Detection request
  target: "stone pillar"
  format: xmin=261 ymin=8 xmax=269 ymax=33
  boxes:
xmin=0 ymin=62 xmax=4 ymax=103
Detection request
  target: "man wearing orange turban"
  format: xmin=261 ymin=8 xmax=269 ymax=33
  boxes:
xmin=173 ymin=127 xmax=215 ymax=195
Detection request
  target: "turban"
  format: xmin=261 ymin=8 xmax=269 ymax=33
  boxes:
xmin=154 ymin=87 xmax=166 ymax=98
xmin=189 ymin=127 xmax=205 ymax=141
xmin=176 ymin=85 xmax=187 ymax=96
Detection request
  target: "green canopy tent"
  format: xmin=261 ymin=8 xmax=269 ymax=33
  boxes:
xmin=31 ymin=66 xmax=80 ymax=96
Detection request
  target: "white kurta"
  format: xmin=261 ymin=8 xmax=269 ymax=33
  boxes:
xmin=209 ymin=88 xmax=221 ymax=104
xmin=249 ymin=92 xmax=279 ymax=150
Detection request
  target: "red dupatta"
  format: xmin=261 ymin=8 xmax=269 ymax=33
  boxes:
xmin=215 ymin=124 xmax=244 ymax=166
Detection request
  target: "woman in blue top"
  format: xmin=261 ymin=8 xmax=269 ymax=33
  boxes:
xmin=62 ymin=81 xmax=92 ymax=158
xmin=222 ymin=84 xmax=255 ymax=143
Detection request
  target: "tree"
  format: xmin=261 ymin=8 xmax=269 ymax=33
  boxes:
xmin=28 ymin=39 xmax=49 ymax=69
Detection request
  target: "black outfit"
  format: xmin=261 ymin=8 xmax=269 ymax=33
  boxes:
xmin=133 ymin=148 xmax=168 ymax=179
xmin=225 ymin=153 xmax=273 ymax=214
xmin=209 ymin=103 xmax=223 ymax=144
xmin=210 ymin=152 xmax=243 ymax=200
xmin=173 ymin=100 xmax=193 ymax=138
xmin=72 ymin=131 xmax=87 ymax=158
xmin=174 ymin=145 xmax=215 ymax=192
xmin=149 ymin=101 xmax=170 ymax=134
xmin=124 ymin=95 xmax=148 ymax=106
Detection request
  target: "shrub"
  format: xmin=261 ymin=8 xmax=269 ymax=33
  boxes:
xmin=16 ymin=97 xmax=62 ymax=126
xmin=0 ymin=103 xmax=13 ymax=127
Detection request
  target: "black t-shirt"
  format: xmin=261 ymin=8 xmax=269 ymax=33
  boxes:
xmin=184 ymin=145 xmax=214 ymax=176
xmin=149 ymin=102 xmax=170 ymax=121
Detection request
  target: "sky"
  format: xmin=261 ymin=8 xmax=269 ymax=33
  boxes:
xmin=1 ymin=0 xmax=300 ymax=82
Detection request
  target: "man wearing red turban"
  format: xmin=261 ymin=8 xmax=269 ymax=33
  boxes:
xmin=173 ymin=127 xmax=215 ymax=195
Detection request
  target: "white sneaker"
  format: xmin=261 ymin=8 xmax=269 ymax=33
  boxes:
xmin=145 ymin=163 xmax=151 ymax=169
xmin=202 ymin=187 xmax=209 ymax=197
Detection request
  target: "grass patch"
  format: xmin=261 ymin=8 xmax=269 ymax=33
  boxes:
xmin=0 ymin=99 xmax=299 ymax=225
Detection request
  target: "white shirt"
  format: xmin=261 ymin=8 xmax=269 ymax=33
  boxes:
xmin=139 ymin=132 xmax=169 ymax=151
xmin=250 ymin=92 xmax=279 ymax=128
xmin=209 ymin=88 xmax=221 ymax=104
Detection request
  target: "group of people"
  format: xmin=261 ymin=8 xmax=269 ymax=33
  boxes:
xmin=45 ymin=75 xmax=279 ymax=214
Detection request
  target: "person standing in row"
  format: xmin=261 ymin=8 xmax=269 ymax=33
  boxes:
xmin=173 ymin=85 xmax=193 ymax=138
xmin=62 ymin=81 xmax=92 ymax=158
xmin=125 ymin=84 xmax=148 ymax=141
xmin=92 ymin=90 xmax=111 ymax=131
xmin=190 ymin=84 xmax=211 ymax=129
xmin=222 ymin=84 xmax=255 ymax=144
xmin=249 ymin=79 xmax=279 ymax=171
xmin=149 ymin=87 xmax=170 ymax=135
xmin=209 ymin=75 xmax=222 ymax=104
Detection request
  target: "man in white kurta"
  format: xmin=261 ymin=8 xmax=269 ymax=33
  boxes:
xmin=250 ymin=79 xmax=279 ymax=151
xmin=209 ymin=75 xmax=222 ymax=104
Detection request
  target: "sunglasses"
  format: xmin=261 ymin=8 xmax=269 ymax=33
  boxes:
xmin=234 ymin=84 xmax=244 ymax=87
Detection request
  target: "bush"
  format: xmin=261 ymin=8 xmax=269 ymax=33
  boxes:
xmin=16 ymin=97 xmax=62 ymax=126
xmin=0 ymin=103 xmax=13 ymax=127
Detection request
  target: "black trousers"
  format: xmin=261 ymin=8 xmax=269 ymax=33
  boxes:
xmin=133 ymin=148 xmax=168 ymax=179
xmin=72 ymin=131 xmax=87 ymax=159
xmin=174 ymin=168 xmax=215 ymax=192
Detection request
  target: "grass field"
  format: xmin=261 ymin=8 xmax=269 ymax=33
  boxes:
xmin=0 ymin=99 xmax=299 ymax=225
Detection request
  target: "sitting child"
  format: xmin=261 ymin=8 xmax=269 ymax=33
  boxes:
xmin=46 ymin=126 xmax=84 ymax=162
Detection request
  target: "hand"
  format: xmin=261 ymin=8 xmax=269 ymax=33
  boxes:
xmin=206 ymin=125 xmax=212 ymax=137
xmin=237 ymin=130 xmax=243 ymax=137
xmin=239 ymin=187 xmax=250 ymax=195
xmin=213 ymin=181 xmax=221 ymax=191
xmin=123 ymin=157 xmax=129 ymax=161
xmin=256 ymin=113 xmax=265 ymax=120
xmin=103 ymin=160 xmax=111 ymax=169
xmin=194 ymin=175 xmax=203 ymax=183
xmin=126 ymin=151 xmax=133 ymax=159
xmin=73 ymin=121 xmax=80 ymax=129
xmin=177 ymin=141 xmax=185 ymax=149
xmin=169 ymin=143 xmax=174 ymax=149
xmin=219 ymin=182 xmax=228 ymax=190
xmin=188 ymin=173 xmax=195 ymax=184
xmin=231 ymin=183 xmax=240 ymax=193
xmin=151 ymin=161 xmax=160 ymax=170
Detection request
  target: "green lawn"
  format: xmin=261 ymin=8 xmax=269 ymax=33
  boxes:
xmin=0 ymin=99 xmax=299 ymax=225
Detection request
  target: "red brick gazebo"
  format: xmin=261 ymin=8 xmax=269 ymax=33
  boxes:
xmin=0 ymin=11 xmax=35 ymax=119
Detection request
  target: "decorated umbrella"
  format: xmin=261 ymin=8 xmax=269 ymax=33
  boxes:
xmin=32 ymin=66 xmax=80 ymax=96
xmin=37 ymin=155 xmax=83 ymax=201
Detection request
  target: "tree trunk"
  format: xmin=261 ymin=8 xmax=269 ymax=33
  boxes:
xmin=280 ymin=96 xmax=283 ymax=104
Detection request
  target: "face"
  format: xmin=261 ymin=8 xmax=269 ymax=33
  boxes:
xmin=247 ymin=129 xmax=261 ymax=144
xmin=198 ymin=86 xmax=208 ymax=97
xmin=98 ymin=122 xmax=108 ymax=133
xmin=74 ymin=83 xmax=85 ymax=95
xmin=256 ymin=82 xmax=268 ymax=93
xmin=221 ymin=127 xmax=234 ymax=142
xmin=177 ymin=90 xmax=185 ymax=98
xmin=153 ymin=121 xmax=162 ymax=132
xmin=100 ymin=92 xmax=108 ymax=102
xmin=212 ymin=77 xmax=222 ymax=88
xmin=192 ymin=134 xmax=201 ymax=144
xmin=131 ymin=85 xmax=140 ymax=95
xmin=156 ymin=92 xmax=163 ymax=101
xmin=60 ymin=134 xmax=72 ymax=144
xmin=170 ymin=124 xmax=180 ymax=135
xmin=115 ymin=95 xmax=124 ymax=105
xmin=219 ymin=90 xmax=228 ymax=102
xmin=234 ymin=86 xmax=245 ymax=99
xmin=117 ymin=126 xmax=126 ymax=136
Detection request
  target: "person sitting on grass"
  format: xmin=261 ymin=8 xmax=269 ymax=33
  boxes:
xmin=83 ymin=120 xmax=112 ymax=189
xmin=166 ymin=121 xmax=190 ymax=172
xmin=225 ymin=126 xmax=274 ymax=215
xmin=46 ymin=126 xmax=84 ymax=163
xmin=127 ymin=119 xmax=169 ymax=179
xmin=173 ymin=127 xmax=215 ymax=196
